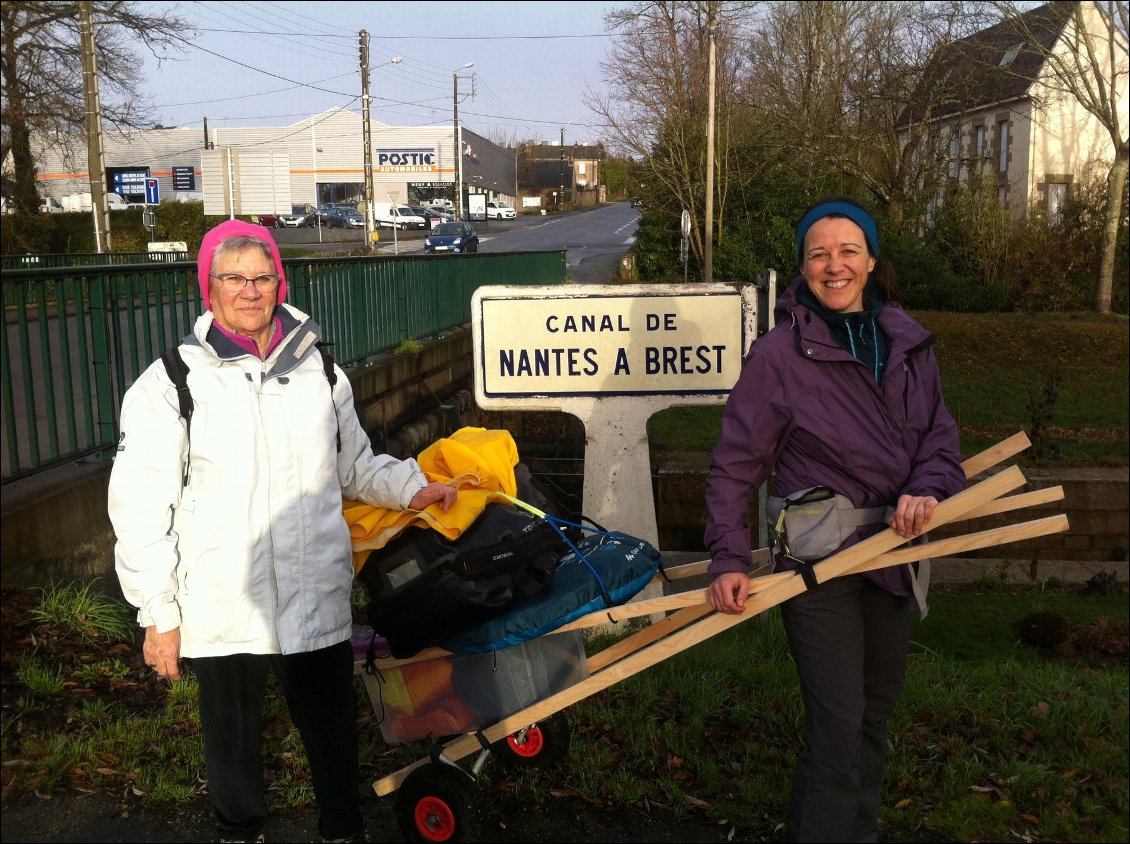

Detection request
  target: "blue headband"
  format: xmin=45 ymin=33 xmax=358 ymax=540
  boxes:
xmin=795 ymin=201 xmax=879 ymax=264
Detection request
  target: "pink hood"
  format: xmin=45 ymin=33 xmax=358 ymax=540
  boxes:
xmin=197 ymin=219 xmax=287 ymax=311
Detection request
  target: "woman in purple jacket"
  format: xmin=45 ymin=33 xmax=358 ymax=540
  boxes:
xmin=704 ymin=196 xmax=965 ymax=843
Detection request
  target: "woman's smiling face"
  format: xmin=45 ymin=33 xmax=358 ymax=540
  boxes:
xmin=801 ymin=216 xmax=877 ymax=313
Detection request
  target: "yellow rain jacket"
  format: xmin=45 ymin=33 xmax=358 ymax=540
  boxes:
xmin=342 ymin=427 xmax=523 ymax=573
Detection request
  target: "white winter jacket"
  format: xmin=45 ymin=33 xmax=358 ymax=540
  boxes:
xmin=108 ymin=304 xmax=428 ymax=658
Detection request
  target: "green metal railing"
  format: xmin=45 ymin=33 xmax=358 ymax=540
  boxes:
xmin=2 ymin=252 xmax=189 ymax=270
xmin=1 ymin=250 xmax=565 ymax=483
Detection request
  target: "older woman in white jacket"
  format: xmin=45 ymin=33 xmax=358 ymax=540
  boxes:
xmin=109 ymin=219 xmax=454 ymax=844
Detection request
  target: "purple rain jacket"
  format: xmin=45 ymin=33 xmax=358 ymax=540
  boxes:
xmin=704 ymin=277 xmax=966 ymax=596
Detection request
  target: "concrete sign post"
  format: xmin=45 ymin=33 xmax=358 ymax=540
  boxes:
xmin=472 ymin=283 xmax=759 ymax=614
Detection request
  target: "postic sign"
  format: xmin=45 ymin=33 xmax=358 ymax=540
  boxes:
xmin=375 ymin=148 xmax=437 ymax=173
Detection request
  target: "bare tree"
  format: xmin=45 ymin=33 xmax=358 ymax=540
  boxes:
xmin=590 ymin=1 xmax=756 ymax=272
xmin=985 ymin=0 xmax=1128 ymax=312
xmin=1 ymin=1 xmax=189 ymax=214
xmin=745 ymin=1 xmax=990 ymax=225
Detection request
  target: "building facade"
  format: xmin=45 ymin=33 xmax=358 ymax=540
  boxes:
xmin=899 ymin=1 xmax=1128 ymax=221
xmin=24 ymin=108 xmax=517 ymax=216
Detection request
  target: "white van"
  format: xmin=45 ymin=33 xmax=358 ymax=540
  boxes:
xmin=60 ymin=192 xmax=130 ymax=212
xmin=373 ymin=202 xmax=426 ymax=230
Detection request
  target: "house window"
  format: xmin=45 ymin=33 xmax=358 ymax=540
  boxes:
xmin=1047 ymin=182 xmax=1067 ymax=224
xmin=974 ymin=125 xmax=986 ymax=165
xmin=997 ymin=120 xmax=1010 ymax=173
xmin=948 ymin=131 xmax=961 ymax=179
xmin=1000 ymin=44 xmax=1021 ymax=68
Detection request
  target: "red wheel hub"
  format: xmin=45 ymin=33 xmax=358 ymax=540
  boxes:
xmin=506 ymin=725 xmax=545 ymax=757
xmin=415 ymin=795 xmax=457 ymax=842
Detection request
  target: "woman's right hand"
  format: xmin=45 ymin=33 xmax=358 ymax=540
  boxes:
xmin=143 ymin=625 xmax=182 ymax=680
xmin=708 ymin=572 xmax=750 ymax=614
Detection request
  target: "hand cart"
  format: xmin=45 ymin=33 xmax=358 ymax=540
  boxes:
xmin=357 ymin=432 xmax=1067 ymax=843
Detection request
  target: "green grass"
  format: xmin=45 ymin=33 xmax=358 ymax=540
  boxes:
xmin=30 ymin=579 xmax=136 ymax=644
xmin=2 ymin=577 xmax=1125 ymax=842
xmin=648 ymin=311 xmax=1129 ymax=466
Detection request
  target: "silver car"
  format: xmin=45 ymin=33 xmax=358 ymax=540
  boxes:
xmin=328 ymin=207 xmax=364 ymax=229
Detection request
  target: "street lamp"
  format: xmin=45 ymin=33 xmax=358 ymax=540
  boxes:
xmin=453 ymin=62 xmax=473 ymax=221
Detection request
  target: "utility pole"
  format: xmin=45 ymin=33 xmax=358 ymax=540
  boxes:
xmin=704 ymin=5 xmax=717 ymax=284
xmin=360 ymin=29 xmax=376 ymax=251
xmin=453 ymin=63 xmax=473 ymax=221
xmin=454 ymin=73 xmax=462 ymax=221
xmin=79 ymin=1 xmax=111 ymax=252
xmin=559 ymin=127 xmax=565 ymax=212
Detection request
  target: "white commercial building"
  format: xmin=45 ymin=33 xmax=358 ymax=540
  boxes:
xmin=24 ymin=108 xmax=517 ymax=216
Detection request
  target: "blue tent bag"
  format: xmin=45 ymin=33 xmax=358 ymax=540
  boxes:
xmin=441 ymin=516 xmax=664 ymax=655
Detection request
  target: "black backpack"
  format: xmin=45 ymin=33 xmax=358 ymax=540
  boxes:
xmin=357 ymin=465 xmax=571 ymax=658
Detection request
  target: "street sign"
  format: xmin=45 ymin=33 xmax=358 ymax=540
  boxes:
xmin=681 ymin=209 xmax=691 ymax=239
xmin=171 ymin=166 xmax=195 ymax=191
xmin=145 ymin=178 xmax=160 ymax=205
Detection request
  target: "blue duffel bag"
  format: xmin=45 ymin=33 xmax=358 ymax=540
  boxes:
xmin=440 ymin=517 xmax=664 ymax=654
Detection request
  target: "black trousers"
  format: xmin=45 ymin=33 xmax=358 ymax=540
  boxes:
xmin=191 ymin=640 xmax=363 ymax=841
xmin=780 ymin=574 xmax=914 ymax=843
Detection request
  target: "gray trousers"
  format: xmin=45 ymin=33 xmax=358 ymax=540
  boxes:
xmin=780 ymin=574 xmax=914 ymax=843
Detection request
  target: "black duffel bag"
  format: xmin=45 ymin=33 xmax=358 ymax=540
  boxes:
xmin=357 ymin=466 xmax=570 ymax=658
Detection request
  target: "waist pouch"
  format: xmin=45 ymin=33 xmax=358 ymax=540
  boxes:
xmin=766 ymin=486 xmax=889 ymax=562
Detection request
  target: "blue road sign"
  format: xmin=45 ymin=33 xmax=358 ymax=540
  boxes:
xmin=145 ymin=178 xmax=160 ymax=205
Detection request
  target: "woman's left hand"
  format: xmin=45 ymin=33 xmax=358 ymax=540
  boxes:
xmin=410 ymin=482 xmax=456 ymax=511
xmin=889 ymin=494 xmax=938 ymax=539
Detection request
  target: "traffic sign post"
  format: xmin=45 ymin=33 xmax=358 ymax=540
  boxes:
xmin=680 ymin=209 xmax=691 ymax=283
xmin=145 ymin=178 xmax=160 ymax=205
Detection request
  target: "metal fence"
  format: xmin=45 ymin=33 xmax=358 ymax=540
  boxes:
xmin=1 ymin=250 xmax=565 ymax=484
xmin=1 ymin=252 xmax=189 ymax=270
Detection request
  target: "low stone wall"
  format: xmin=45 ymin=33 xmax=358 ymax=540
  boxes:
xmin=654 ymin=453 xmax=1129 ymax=578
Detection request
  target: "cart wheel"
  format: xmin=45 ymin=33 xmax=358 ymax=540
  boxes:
xmin=396 ymin=762 xmax=479 ymax=843
xmin=493 ymin=712 xmax=570 ymax=769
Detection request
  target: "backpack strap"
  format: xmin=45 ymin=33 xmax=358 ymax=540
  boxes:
xmin=160 ymin=346 xmax=193 ymax=487
xmin=316 ymin=341 xmax=341 ymax=453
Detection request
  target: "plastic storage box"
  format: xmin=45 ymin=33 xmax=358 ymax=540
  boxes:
xmin=360 ymin=631 xmax=589 ymax=744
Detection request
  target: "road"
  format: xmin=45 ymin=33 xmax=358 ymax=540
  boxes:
xmin=272 ymin=202 xmax=641 ymax=284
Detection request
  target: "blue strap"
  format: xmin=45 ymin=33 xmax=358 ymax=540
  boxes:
xmin=541 ymin=513 xmax=615 ymax=607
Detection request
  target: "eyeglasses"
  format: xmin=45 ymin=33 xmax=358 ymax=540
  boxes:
xmin=210 ymin=273 xmax=281 ymax=294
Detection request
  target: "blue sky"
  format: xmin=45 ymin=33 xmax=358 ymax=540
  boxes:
xmin=135 ymin=1 xmax=628 ymax=145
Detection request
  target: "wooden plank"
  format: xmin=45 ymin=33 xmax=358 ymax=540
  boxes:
xmin=851 ymin=514 xmax=1069 ymax=573
xmin=371 ymin=462 xmax=1027 ymax=797
xmin=960 ymin=431 xmax=1031 ymax=478
xmin=585 ymin=603 xmax=713 ymax=674
xmin=959 ymin=487 xmax=1063 ymax=520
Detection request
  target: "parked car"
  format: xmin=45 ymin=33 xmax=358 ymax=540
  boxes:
xmin=256 ymin=213 xmax=280 ymax=227
xmin=277 ymin=205 xmax=313 ymax=227
xmin=327 ymin=206 xmax=364 ymax=229
xmin=424 ymin=221 xmax=479 ymax=254
xmin=426 ymin=205 xmax=456 ymax=222
xmin=408 ymin=205 xmax=443 ymax=229
xmin=485 ymin=201 xmax=516 ymax=220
